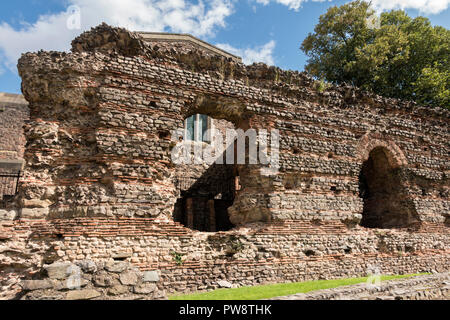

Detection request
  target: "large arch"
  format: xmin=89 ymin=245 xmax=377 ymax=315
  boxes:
xmin=172 ymin=94 xmax=271 ymax=231
xmin=357 ymin=134 xmax=408 ymax=169
xmin=183 ymin=94 xmax=252 ymax=128
xmin=357 ymin=136 xmax=420 ymax=229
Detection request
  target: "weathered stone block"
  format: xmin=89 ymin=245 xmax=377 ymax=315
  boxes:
xmin=20 ymin=280 xmax=53 ymax=291
xmin=93 ymin=274 xmax=117 ymax=287
xmin=76 ymin=260 xmax=97 ymax=273
xmin=105 ymin=261 xmax=128 ymax=273
xmin=217 ymin=280 xmax=233 ymax=288
xmin=20 ymin=207 xmax=49 ymax=219
xmin=43 ymin=262 xmax=80 ymax=280
xmin=22 ymin=199 xmax=52 ymax=208
xmin=133 ymin=283 xmax=156 ymax=294
xmin=108 ymin=285 xmax=129 ymax=296
xmin=66 ymin=289 xmax=101 ymax=300
xmin=142 ymin=271 xmax=159 ymax=283
xmin=55 ymin=278 xmax=89 ymax=290
xmin=119 ymin=271 xmax=138 ymax=286
xmin=0 ymin=209 xmax=17 ymax=221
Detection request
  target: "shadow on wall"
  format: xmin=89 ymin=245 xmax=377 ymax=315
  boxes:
xmin=358 ymin=147 xmax=421 ymax=229
xmin=172 ymin=142 xmax=238 ymax=232
xmin=171 ymin=93 xmax=253 ymax=233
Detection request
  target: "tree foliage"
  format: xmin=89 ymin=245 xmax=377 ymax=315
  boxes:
xmin=301 ymin=0 xmax=450 ymax=108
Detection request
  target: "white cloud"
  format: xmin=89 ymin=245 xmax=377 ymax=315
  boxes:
xmin=216 ymin=40 xmax=276 ymax=65
xmin=371 ymin=0 xmax=450 ymax=14
xmin=254 ymin=0 xmax=327 ymax=11
xmin=0 ymin=0 xmax=234 ymax=73
xmin=255 ymin=0 xmax=449 ymax=13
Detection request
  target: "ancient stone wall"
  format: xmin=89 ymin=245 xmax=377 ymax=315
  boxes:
xmin=0 ymin=24 xmax=448 ymax=299
xmin=0 ymin=93 xmax=29 ymax=161
xmin=0 ymin=93 xmax=29 ymax=206
xmin=18 ymin=260 xmax=166 ymax=300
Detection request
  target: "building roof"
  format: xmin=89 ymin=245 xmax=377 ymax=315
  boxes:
xmin=0 ymin=92 xmax=28 ymax=107
xmin=137 ymin=32 xmax=242 ymax=63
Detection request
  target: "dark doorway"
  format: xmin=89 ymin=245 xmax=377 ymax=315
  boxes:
xmin=172 ymin=115 xmax=241 ymax=232
xmin=0 ymin=160 xmax=23 ymax=205
xmin=174 ymin=164 xmax=237 ymax=232
xmin=173 ymin=149 xmax=238 ymax=232
xmin=174 ymin=194 xmax=235 ymax=232
xmin=359 ymin=147 xmax=419 ymax=228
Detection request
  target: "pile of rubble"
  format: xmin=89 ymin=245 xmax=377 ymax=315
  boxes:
xmin=18 ymin=260 xmax=167 ymax=300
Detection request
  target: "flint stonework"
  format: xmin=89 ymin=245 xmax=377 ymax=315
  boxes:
xmin=0 ymin=23 xmax=448 ymax=300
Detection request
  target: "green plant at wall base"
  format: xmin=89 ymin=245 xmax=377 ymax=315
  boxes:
xmin=170 ymin=251 xmax=184 ymax=266
xmin=225 ymin=236 xmax=245 ymax=257
xmin=231 ymin=240 xmax=244 ymax=253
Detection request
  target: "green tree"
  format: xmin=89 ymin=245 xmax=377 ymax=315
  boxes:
xmin=301 ymin=0 xmax=450 ymax=108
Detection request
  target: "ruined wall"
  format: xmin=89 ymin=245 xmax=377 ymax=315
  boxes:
xmin=0 ymin=93 xmax=29 ymax=206
xmin=0 ymin=93 xmax=29 ymax=161
xmin=18 ymin=260 xmax=167 ymax=300
xmin=0 ymin=24 xmax=448 ymax=298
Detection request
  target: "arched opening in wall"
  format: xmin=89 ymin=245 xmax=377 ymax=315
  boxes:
xmin=0 ymin=159 xmax=23 ymax=205
xmin=359 ymin=147 xmax=420 ymax=229
xmin=172 ymin=115 xmax=239 ymax=232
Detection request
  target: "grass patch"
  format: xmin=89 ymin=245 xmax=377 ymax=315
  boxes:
xmin=169 ymin=273 xmax=427 ymax=300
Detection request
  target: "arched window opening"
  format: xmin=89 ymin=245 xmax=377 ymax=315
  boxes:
xmin=184 ymin=114 xmax=211 ymax=143
xmin=174 ymin=117 xmax=237 ymax=232
xmin=359 ymin=147 xmax=419 ymax=229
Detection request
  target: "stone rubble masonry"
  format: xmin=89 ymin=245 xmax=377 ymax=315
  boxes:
xmin=0 ymin=93 xmax=28 ymax=207
xmin=0 ymin=23 xmax=448 ymax=299
xmin=0 ymin=92 xmax=29 ymax=161
xmin=18 ymin=260 xmax=166 ymax=300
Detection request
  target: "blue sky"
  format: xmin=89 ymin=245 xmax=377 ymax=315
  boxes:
xmin=0 ymin=0 xmax=449 ymax=94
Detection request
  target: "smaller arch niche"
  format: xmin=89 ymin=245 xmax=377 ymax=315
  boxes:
xmin=359 ymin=147 xmax=419 ymax=229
